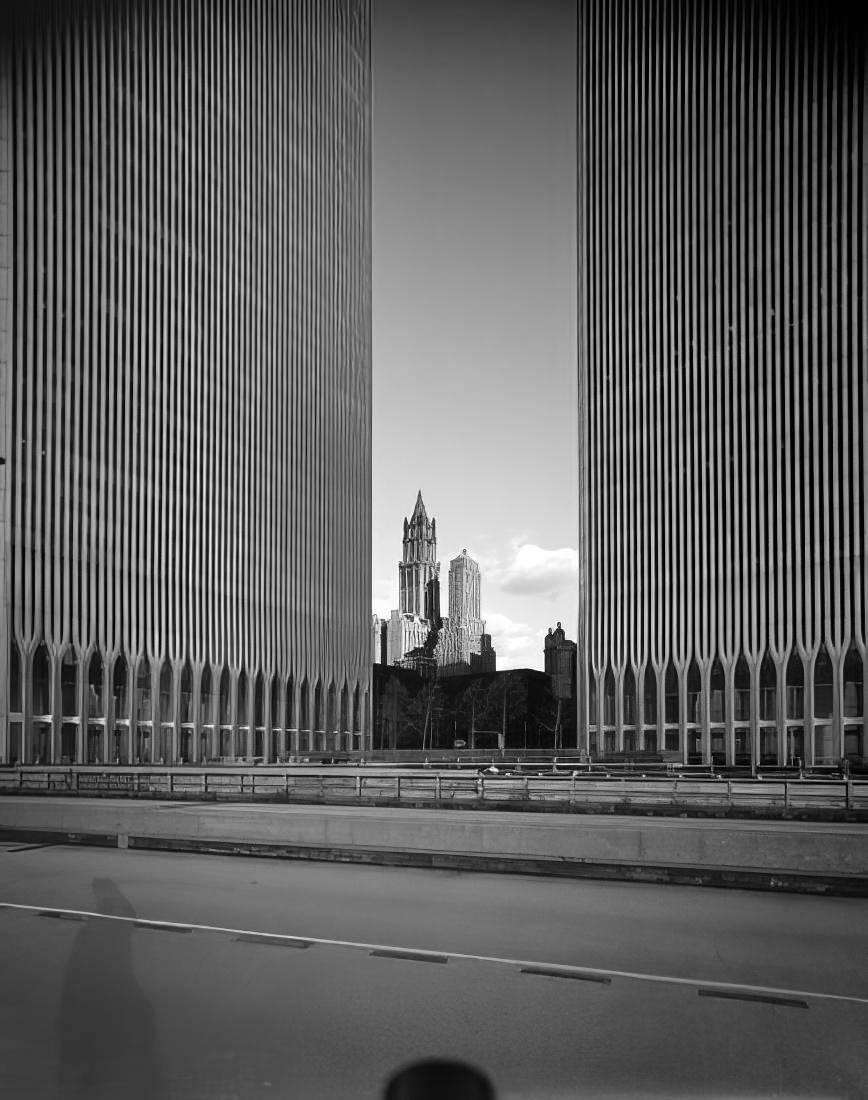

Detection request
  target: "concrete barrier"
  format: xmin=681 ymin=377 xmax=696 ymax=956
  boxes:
xmin=1 ymin=796 xmax=867 ymax=895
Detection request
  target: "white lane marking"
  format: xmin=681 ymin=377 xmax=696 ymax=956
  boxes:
xmin=3 ymin=900 xmax=867 ymax=1007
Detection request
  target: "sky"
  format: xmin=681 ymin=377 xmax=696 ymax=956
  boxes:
xmin=371 ymin=0 xmax=578 ymax=671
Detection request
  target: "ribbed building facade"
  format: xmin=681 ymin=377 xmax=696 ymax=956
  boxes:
xmin=0 ymin=0 xmax=372 ymax=764
xmin=577 ymin=0 xmax=866 ymax=766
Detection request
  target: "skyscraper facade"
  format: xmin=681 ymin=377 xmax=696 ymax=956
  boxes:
xmin=577 ymin=0 xmax=866 ymax=767
xmin=1 ymin=0 xmax=372 ymax=764
xmin=437 ymin=550 xmax=495 ymax=676
xmin=448 ymin=550 xmax=481 ymax=623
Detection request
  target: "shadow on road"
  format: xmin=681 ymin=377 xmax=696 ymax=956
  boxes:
xmin=59 ymin=877 xmax=167 ymax=1099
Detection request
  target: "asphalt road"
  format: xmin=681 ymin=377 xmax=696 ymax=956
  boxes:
xmin=1 ymin=843 xmax=866 ymax=1098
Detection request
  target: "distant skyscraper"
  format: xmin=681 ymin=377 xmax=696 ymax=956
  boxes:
xmin=399 ymin=492 xmax=441 ymax=622
xmin=448 ymin=551 xmax=481 ymax=623
xmin=577 ymin=0 xmax=866 ymax=767
xmin=371 ymin=615 xmax=387 ymax=667
xmin=437 ymin=550 xmax=495 ymax=676
xmin=544 ymin=623 xmax=576 ymax=703
xmin=1 ymin=0 xmax=372 ymax=765
xmin=383 ymin=497 xmax=495 ymax=674
xmin=387 ymin=492 xmax=439 ymax=666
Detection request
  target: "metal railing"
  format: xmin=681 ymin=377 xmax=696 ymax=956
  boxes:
xmin=1 ymin=766 xmax=866 ymax=813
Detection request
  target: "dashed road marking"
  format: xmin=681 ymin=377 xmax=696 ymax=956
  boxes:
xmin=699 ymin=988 xmax=809 ymax=1009
xmin=235 ymin=934 xmax=312 ymax=948
xmin=521 ymin=966 xmax=611 ymax=983
xmin=369 ymin=948 xmax=448 ymax=964
xmin=2 ymin=901 xmax=867 ymax=1006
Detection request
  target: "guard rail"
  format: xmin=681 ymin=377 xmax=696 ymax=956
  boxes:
xmin=1 ymin=766 xmax=866 ymax=814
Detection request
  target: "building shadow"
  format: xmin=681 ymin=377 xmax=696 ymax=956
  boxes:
xmin=59 ymin=877 xmax=167 ymax=1099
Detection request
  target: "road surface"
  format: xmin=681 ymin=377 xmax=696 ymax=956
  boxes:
xmin=1 ymin=843 xmax=866 ymax=1097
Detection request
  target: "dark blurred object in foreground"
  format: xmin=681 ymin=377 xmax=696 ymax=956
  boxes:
xmin=385 ymin=1059 xmax=495 ymax=1100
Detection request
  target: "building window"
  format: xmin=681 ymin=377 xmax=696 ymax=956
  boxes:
xmin=604 ymin=667 xmax=616 ymax=726
xmin=219 ymin=668 xmax=231 ymax=725
xmin=786 ymin=685 xmax=804 ymax=720
xmin=844 ymin=726 xmax=863 ymax=762
xmin=87 ymin=724 xmax=102 ymax=764
xmin=10 ymin=644 xmax=22 ymax=713
xmin=180 ymin=663 xmax=193 ymax=723
xmin=254 ymin=673 xmax=264 ymax=728
xmin=271 ymin=677 xmax=281 ymax=731
xmin=786 ymin=652 xmax=804 ymax=720
xmin=814 ymin=647 xmax=833 ymax=719
xmin=61 ymin=652 xmax=78 ymax=717
xmin=664 ymin=731 xmax=679 ymax=752
xmin=710 ymin=661 xmax=725 ymax=723
xmin=664 ymin=662 xmax=678 ymax=723
xmin=136 ymin=659 xmax=152 ymax=722
xmin=761 ymin=727 xmax=777 ymax=764
xmin=623 ymin=667 xmax=636 ymax=725
xmin=843 ymin=647 xmax=863 ymax=718
xmin=643 ymin=667 xmax=657 ymax=726
xmin=113 ymin=657 xmax=129 ymax=719
xmin=759 ymin=654 xmax=776 ymax=721
xmin=734 ymin=657 xmax=751 ymax=721
xmin=88 ymin=653 xmax=105 ymax=719
xmin=200 ymin=666 xmax=213 ymax=724
xmin=813 ymin=723 xmax=834 ymax=764
xmin=160 ymin=663 xmax=173 ymax=724
xmin=237 ymin=672 xmax=248 ymax=727
xmin=786 ymin=726 xmax=804 ymax=765
xmin=687 ymin=660 xmax=701 ymax=724
xmin=32 ymin=644 xmax=51 ymax=717
xmin=9 ymin=722 xmax=23 ymax=765
xmin=300 ymin=679 xmax=310 ymax=732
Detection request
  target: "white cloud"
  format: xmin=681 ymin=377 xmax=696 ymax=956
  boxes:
xmin=487 ymin=543 xmax=579 ymax=600
xmin=483 ymin=611 xmax=542 ymax=670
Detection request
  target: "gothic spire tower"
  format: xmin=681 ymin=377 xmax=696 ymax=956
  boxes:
xmin=399 ymin=493 xmax=440 ymax=622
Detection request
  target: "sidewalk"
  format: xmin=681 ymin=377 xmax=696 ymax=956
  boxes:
xmin=1 ymin=796 xmax=867 ymax=896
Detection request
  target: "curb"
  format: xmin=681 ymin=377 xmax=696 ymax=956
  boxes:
xmin=2 ymin=826 xmax=867 ymax=897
